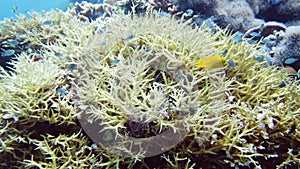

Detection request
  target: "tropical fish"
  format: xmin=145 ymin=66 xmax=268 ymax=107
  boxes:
xmin=56 ymin=87 xmax=68 ymax=96
xmin=247 ymin=39 xmax=256 ymax=44
xmin=68 ymin=3 xmax=74 ymax=8
xmin=99 ymin=41 xmax=106 ymax=46
xmin=2 ymin=49 xmax=15 ymax=57
xmin=249 ymin=32 xmax=261 ymax=37
xmin=284 ymin=58 xmax=298 ymax=65
xmin=271 ymin=0 xmax=283 ymax=5
xmin=234 ymin=32 xmax=244 ymax=42
xmin=196 ymin=55 xmax=227 ymax=68
xmin=126 ymin=34 xmax=134 ymax=40
xmin=254 ymin=56 xmax=265 ymax=62
xmin=7 ymin=39 xmax=19 ymax=47
xmin=43 ymin=20 xmax=52 ymax=25
xmin=227 ymin=60 xmax=237 ymax=67
xmin=11 ymin=6 xmax=19 ymax=13
xmin=54 ymin=52 xmax=63 ymax=57
xmin=111 ymin=59 xmax=120 ymax=64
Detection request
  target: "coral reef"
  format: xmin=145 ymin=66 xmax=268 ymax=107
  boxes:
xmin=172 ymin=0 xmax=264 ymax=32
xmin=247 ymin=0 xmax=300 ymax=24
xmin=213 ymin=0 xmax=264 ymax=32
xmin=244 ymin=21 xmax=287 ymax=39
xmin=67 ymin=1 xmax=116 ymax=22
xmin=271 ymin=25 xmax=300 ymax=72
xmin=69 ymin=0 xmax=104 ymax=4
xmin=172 ymin=0 xmax=299 ymax=33
xmin=0 ymin=10 xmax=97 ymax=70
xmin=0 ymin=8 xmax=299 ymax=169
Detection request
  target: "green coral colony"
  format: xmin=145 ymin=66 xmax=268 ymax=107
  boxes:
xmin=0 ymin=8 xmax=299 ymax=169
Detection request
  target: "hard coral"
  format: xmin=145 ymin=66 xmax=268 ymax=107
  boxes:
xmin=214 ymin=0 xmax=264 ymax=32
xmin=0 ymin=10 xmax=98 ymax=169
xmin=74 ymin=12 xmax=228 ymax=159
xmin=248 ymin=0 xmax=300 ymax=23
xmin=272 ymin=25 xmax=300 ymax=71
xmin=72 ymin=11 xmax=300 ymax=168
xmin=0 ymin=9 xmax=299 ymax=169
xmin=67 ymin=1 xmax=116 ymax=22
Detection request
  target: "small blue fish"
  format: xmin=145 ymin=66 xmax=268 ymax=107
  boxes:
xmin=11 ymin=6 xmax=18 ymax=13
xmin=185 ymin=9 xmax=194 ymax=16
xmin=249 ymin=32 xmax=261 ymax=37
xmin=222 ymin=49 xmax=228 ymax=57
xmin=266 ymin=57 xmax=273 ymax=66
xmin=261 ymin=38 xmax=271 ymax=44
xmin=298 ymin=69 xmax=300 ymax=79
xmin=227 ymin=60 xmax=236 ymax=67
xmin=99 ymin=41 xmax=106 ymax=46
xmin=234 ymin=32 xmax=244 ymax=43
xmin=55 ymin=52 xmax=63 ymax=57
xmin=2 ymin=49 xmax=15 ymax=57
xmin=259 ymin=24 xmax=265 ymax=33
xmin=126 ymin=34 xmax=134 ymax=40
xmin=68 ymin=64 xmax=77 ymax=70
xmin=247 ymin=39 xmax=256 ymax=44
xmin=243 ymin=21 xmax=251 ymax=28
xmin=271 ymin=0 xmax=283 ymax=5
xmin=111 ymin=59 xmax=120 ymax=64
xmin=160 ymin=11 xmax=169 ymax=16
xmin=175 ymin=75 xmax=185 ymax=81
xmin=284 ymin=58 xmax=298 ymax=65
xmin=255 ymin=56 xmax=264 ymax=62
xmin=208 ymin=15 xmax=217 ymax=21
xmin=224 ymin=17 xmax=231 ymax=23
xmin=7 ymin=39 xmax=19 ymax=47
xmin=56 ymin=87 xmax=68 ymax=96
xmin=43 ymin=20 xmax=52 ymax=25
xmin=278 ymin=81 xmax=286 ymax=88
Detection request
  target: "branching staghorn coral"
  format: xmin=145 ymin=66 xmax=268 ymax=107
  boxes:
xmin=0 ymin=8 xmax=299 ymax=169
xmin=0 ymin=53 xmax=75 ymax=124
xmin=0 ymin=10 xmax=98 ymax=169
xmin=74 ymin=12 xmax=228 ymax=159
xmin=0 ymin=10 xmax=98 ymax=71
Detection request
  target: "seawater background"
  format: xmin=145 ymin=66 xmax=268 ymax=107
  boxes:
xmin=0 ymin=0 xmax=70 ymax=21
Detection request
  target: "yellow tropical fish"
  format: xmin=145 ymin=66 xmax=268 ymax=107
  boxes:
xmin=196 ymin=55 xmax=227 ymax=68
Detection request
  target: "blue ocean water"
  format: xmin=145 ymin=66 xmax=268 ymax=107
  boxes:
xmin=0 ymin=0 xmax=70 ymax=21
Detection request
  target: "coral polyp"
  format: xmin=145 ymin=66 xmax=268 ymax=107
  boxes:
xmin=0 ymin=9 xmax=299 ymax=168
